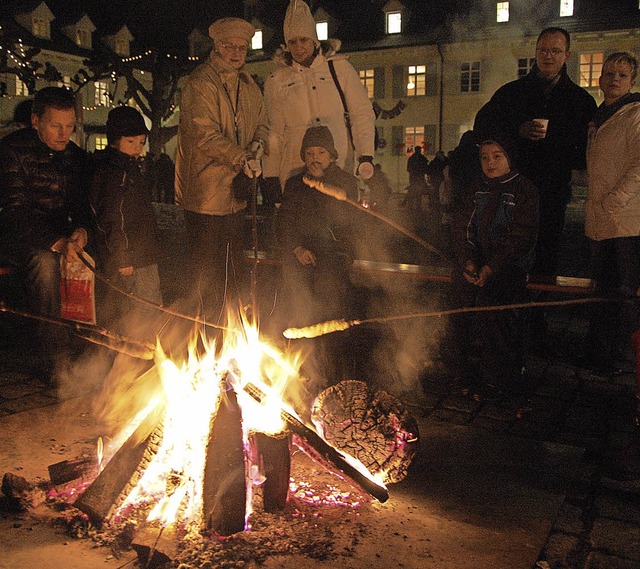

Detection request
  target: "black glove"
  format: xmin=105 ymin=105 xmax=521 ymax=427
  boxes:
xmin=357 ymin=155 xmax=374 ymax=180
xmin=260 ymin=177 xmax=283 ymax=208
xmin=232 ymin=170 xmax=253 ymax=201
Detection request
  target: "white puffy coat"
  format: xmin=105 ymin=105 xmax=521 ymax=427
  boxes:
xmin=585 ymin=101 xmax=640 ymax=241
xmin=263 ymin=44 xmax=375 ymax=187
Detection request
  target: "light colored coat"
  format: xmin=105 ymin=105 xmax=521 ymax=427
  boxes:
xmin=175 ymin=52 xmax=267 ymax=216
xmin=585 ymin=101 xmax=640 ymax=241
xmin=263 ymin=45 xmax=375 ymax=187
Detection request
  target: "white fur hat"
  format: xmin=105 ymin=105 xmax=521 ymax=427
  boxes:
xmin=208 ymin=17 xmax=255 ymax=43
xmin=283 ymin=0 xmax=318 ymax=44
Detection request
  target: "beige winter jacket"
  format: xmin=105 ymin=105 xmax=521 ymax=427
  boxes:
xmin=585 ymin=101 xmax=640 ymax=241
xmin=263 ymin=42 xmax=375 ymax=188
xmin=175 ymin=52 xmax=267 ymax=215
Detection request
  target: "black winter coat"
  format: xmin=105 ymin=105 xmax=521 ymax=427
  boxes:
xmin=0 ymin=127 xmax=90 ymax=250
xmin=89 ymin=148 xmax=160 ymax=275
xmin=474 ymin=64 xmax=596 ymax=200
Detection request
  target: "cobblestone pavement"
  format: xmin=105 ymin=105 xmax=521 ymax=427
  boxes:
xmin=1 ymin=195 xmax=639 ymax=569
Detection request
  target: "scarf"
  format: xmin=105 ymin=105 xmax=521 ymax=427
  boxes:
xmin=592 ymin=92 xmax=640 ymax=129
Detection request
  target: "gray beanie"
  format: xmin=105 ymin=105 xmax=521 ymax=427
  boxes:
xmin=300 ymin=126 xmax=338 ymax=160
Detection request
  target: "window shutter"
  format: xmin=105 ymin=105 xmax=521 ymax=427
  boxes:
xmin=392 ymin=65 xmax=405 ymax=99
xmin=424 ymin=124 xmax=436 ymax=154
xmin=392 ymin=125 xmax=404 ymax=156
xmin=426 ymin=62 xmax=437 ymax=96
xmin=374 ymin=66 xmax=386 ymax=99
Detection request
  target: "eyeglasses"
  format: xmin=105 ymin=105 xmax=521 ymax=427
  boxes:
xmin=220 ymin=41 xmax=249 ymax=53
xmin=536 ymin=48 xmax=566 ymax=57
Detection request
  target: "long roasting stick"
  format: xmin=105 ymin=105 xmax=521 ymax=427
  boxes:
xmin=283 ymin=296 xmax=614 ymax=339
xmin=243 ymin=382 xmax=389 ymax=503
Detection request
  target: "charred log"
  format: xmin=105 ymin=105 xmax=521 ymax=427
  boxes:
xmin=74 ymin=402 xmax=165 ymax=524
xmin=248 ymin=431 xmax=291 ymax=512
xmin=202 ymin=385 xmax=246 ymax=535
xmin=244 ymin=382 xmax=389 ymax=503
xmin=131 ymin=525 xmax=178 ymax=569
xmin=311 ymin=380 xmax=419 ymax=484
xmin=48 ymin=458 xmax=94 ymax=486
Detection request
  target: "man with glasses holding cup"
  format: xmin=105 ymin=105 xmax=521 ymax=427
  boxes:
xmin=474 ymin=27 xmax=596 ymax=347
xmin=175 ymin=17 xmax=267 ymax=320
xmin=475 ymin=27 xmax=596 ymax=279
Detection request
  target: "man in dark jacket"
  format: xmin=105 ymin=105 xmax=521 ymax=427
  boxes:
xmin=474 ymin=27 xmax=596 ymax=277
xmin=406 ymin=145 xmax=429 ymax=212
xmin=0 ymin=87 xmax=90 ymax=380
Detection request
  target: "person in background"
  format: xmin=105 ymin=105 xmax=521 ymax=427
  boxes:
xmin=584 ymin=52 xmax=640 ymax=376
xmin=175 ymin=17 xmax=267 ymax=320
xmin=89 ymin=106 xmax=162 ymax=336
xmin=263 ymin=0 xmax=375 ymax=201
xmin=449 ymin=137 xmax=539 ymax=406
xmin=0 ymin=87 xmax=90 ymax=382
xmin=406 ymin=145 xmax=429 ymax=212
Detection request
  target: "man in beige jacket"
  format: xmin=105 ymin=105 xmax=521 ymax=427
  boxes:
xmin=175 ymin=17 xmax=267 ymax=318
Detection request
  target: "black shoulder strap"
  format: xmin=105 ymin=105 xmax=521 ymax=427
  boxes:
xmin=328 ymin=60 xmax=348 ymax=116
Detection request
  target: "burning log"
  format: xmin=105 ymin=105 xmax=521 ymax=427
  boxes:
xmin=131 ymin=525 xmax=179 ymax=569
xmin=311 ymin=380 xmax=419 ymax=484
xmin=247 ymin=432 xmax=291 ymax=513
xmin=48 ymin=458 xmax=94 ymax=486
xmin=244 ymin=382 xmax=389 ymax=503
xmin=74 ymin=402 xmax=165 ymax=524
xmin=202 ymin=385 xmax=247 ymax=536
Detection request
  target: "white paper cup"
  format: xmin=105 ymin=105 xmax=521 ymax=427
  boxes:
xmin=534 ymin=118 xmax=549 ymax=137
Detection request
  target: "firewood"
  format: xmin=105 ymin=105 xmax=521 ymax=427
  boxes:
xmin=48 ymin=458 xmax=94 ymax=485
xmin=202 ymin=386 xmax=246 ymax=535
xmin=131 ymin=525 xmax=178 ymax=569
xmin=248 ymin=431 xmax=291 ymax=512
xmin=311 ymin=380 xmax=419 ymax=484
xmin=74 ymin=402 xmax=165 ymax=524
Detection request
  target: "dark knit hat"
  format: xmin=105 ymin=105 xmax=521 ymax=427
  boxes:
xmin=478 ymin=134 xmax=518 ymax=169
xmin=106 ymin=106 xmax=149 ymax=145
xmin=300 ymin=126 xmax=338 ymax=161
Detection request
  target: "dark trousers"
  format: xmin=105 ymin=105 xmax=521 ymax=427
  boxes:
xmin=184 ymin=210 xmax=246 ymax=321
xmin=448 ymin=266 xmax=529 ymax=390
xmin=532 ymin=190 xmax=570 ymax=277
xmin=587 ymin=236 xmax=640 ymax=366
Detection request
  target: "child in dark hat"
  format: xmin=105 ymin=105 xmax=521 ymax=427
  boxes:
xmin=89 ymin=106 xmax=162 ymax=337
xmin=447 ymin=137 xmax=539 ymax=407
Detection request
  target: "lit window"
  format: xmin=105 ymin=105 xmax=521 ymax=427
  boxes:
xmin=387 ymin=12 xmax=402 ymax=34
xmin=405 ymin=126 xmax=424 ymax=156
xmin=518 ymin=57 xmax=536 ymax=78
xmin=95 ymin=135 xmax=108 ymax=151
xmin=359 ymin=69 xmax=375 ymax=99
xmin=316 ymin=22 xmax=328 ymax=41
xmin=57 ymin=76 xmax=72 ymax=89
xmin=497 ymin=2 xmax=509 ymax=23
xmin=251 ymin=29 xmax=263 ymax=50
xmin=406 ymin=65 xmax=426 ymax=97
xmin=460 ymin=62 xmax=480 ymax=92
xmin=94 ymin=81 xmax=110 ymax=106
xmin=15 ymin=76 xmax=28 ymax=97
xmin=579 ymin=52 xmax=603 ymax=88
xmin=560 ymin=0 xmax=574 ymax=17
xmin=33 ymin=18 xmax=49 ymax=38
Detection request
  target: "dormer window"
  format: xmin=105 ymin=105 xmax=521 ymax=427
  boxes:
xmin=76 ymin=28 xmax=90 ymax=48
xmin=497 ymin=2 xmax=510 ymax=23
xmin=33 ymin=17 xmax=49 ymax=38
xmin=251 ymin=29 xmax=263 ymax=50
xmin=386 ymin=12 xmax=402 ymax=34
xmin=316 ymin=21 xmax=328 ymax=41
xmin=560 ymin=0 xmax=574 ymax=17
xmin=115 ymin=39 xmax=128 ymax=56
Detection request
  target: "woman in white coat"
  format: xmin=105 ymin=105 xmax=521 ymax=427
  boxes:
xmin=584 ymin=51 xmax=640 ymax=376
xmin=263 ymin=0 xmax=375 ymax=193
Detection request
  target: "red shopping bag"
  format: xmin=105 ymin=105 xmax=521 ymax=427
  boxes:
xmin=60 ymin=253 xmax=96 ymax=325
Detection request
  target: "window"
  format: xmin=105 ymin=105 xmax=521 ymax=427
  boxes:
xmin=406 ymin=65 xmax=426 ymax=96
xmin=359 ymin=68 xmax=375 ymax=98
xmin=560 ymin=0 xmax=574 ymax=17
xmin=251 ymin=29 xmax=263 ymax=50
xmin=94 ymin=81 xmax=110 ymax=106
xmin=387 ymin=12 xmax=402 ymax=34
xmin=316 ymin=22 xmax=328 ymax=41
xmin=497 ymin=2 xmax=509 ymax=22
xmin=405 ymin=126 xmax=424 ymax=156
xmin=518 ymin=57 xmax=536 ymax=78
xmin=460 ymin=62 xmax=480 ymax=92
xmin=33 ymin=18 xmax=49 ymax=38
xmin=579 ymin=52 xmax=604 ymax=88
xmin=115 ymin=39 xmax=129 ymax=56
xmin=57 ymin=76 xmax=71 ymax=89
xmin=76 ymin=28 xmax=90 ymax=47
xmin=95 ymin=135 xmax=108 ymax=151
xmin=15 ymin=76 xmax=28 ymax=97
